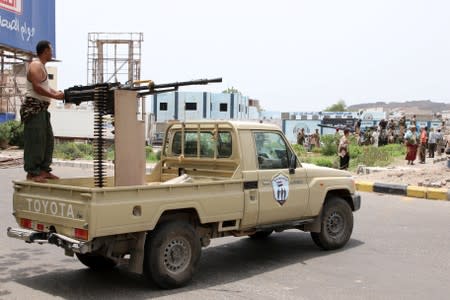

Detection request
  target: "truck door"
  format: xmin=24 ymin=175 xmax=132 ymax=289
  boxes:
xmin=254 ymin=131 xmax=309 ymax=225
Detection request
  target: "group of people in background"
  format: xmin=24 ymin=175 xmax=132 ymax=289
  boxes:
xmin=404 ymin=125 xmax=446 ymax=165
xmin=296 ymin=128 xmax=321 ymax=151
xmin=296 ymin=115 xmax=448 ymax=170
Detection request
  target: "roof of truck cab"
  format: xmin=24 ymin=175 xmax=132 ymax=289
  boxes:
xmin=168 ymin=120 xmax=281 ymax=131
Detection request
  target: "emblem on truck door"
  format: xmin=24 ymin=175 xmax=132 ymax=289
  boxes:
xmin=272 ymin=173 xmax=289 ymax=205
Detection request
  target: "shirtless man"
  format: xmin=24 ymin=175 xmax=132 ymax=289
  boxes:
xmin=20 ymin=40 xmax=64 ymax=182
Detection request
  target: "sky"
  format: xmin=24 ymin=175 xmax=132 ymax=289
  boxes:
xmin=54 ymin=0 xmax=450 ymax=112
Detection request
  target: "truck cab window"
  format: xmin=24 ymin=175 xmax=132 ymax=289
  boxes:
xmin=254 ymin=132 xmax=290 ymax=169
xmin=171 ymin=131 xmax=232 ymax=158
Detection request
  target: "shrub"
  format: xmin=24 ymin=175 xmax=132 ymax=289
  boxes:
xmin=291 ymin=144 xmax=307 ymax=158
xmin=145 ymin=145 xmax=158 ymax=162
xmin=54 ymin=142 xmax=83 ymax=160
xmin=320 ymin=134 xmax=339 ymax=156
xmin=8 ymin=121 xmax=24 ymax=148
xmin=309 ymin=156 xmax=335 ymax=168
xmin=311 ymin=146 xmax=322 ymax=154
xmin=349 ymin=143 xmax=363 ymax=159
xmin=352 ymin=146 xmax=392 ymax=167
xmin=382 ymin=143 xmax=406 ymax=157
xmin=0 ymin=122 xmax=11 ymax=148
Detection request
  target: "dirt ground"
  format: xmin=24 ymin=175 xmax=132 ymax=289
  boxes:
xmin=352 ymin=155 xmax=450 ymax=187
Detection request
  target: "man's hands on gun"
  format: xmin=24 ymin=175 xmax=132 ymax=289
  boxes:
xmin=54 ymin=90 xmax=64 ymax=100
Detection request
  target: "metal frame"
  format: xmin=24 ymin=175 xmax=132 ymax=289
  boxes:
xmin=87 ymin=32 xmax=143 ymax=85
xmin=0 ymin=45 xmax=32 ymax=114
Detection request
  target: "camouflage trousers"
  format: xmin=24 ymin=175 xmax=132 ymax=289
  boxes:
xmin=23 ymin=110 xmax=54 ymax=176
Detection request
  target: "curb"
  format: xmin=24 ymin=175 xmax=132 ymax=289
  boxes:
xmin=355 ymin=180 xmax=450 ymax=201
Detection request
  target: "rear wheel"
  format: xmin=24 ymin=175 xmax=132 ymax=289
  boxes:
xmin=311 ymin=197 xmax=353 ymax=250
xmin=144 ymin=221 xmax=201 ymax=289
xmin=248 ymin=230 xmax=273 ymax=239
xmin=76 ymin=253 xmax=117 ymax=270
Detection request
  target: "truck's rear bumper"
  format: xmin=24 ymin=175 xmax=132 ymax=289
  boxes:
xmin=352 ymin=194 xmax=361 ymax=211
xmin=7 ymin=227 xmax=90 ymax=254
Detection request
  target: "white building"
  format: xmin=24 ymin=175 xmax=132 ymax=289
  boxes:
xmin=152 ymin=91 xmax=250 ymax=122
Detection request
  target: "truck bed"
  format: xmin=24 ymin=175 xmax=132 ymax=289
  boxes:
xmin=12 ymin=175 xmax=244 ymax=242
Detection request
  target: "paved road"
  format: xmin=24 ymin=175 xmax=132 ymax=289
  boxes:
xmin=1 ymin=166 xmax=450 ymax=300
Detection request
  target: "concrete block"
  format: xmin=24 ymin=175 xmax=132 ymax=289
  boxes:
xmin=373 ymin=182 xmax=407 ymax=196
xmin=355 ymin=181 xmax=374 ymax=192
xmin=426 ymin=188 xmax=448 ymax=201
xmin=406 ymin=186 xmax=427 ymax=198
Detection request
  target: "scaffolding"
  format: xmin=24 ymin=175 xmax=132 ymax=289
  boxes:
xmin=0 ymin=45 xmax=31 ymax=114
xmin=87 ymin=32 xmax=143 ymax=85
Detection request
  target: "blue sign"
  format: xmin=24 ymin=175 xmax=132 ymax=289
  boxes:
xmin=0 ymin=0 xmax=55 ymax=55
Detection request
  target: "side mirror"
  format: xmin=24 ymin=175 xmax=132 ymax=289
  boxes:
xmin=289 ymin=154 xmax=297 ymax=174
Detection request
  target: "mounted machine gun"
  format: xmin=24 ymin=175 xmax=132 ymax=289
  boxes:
xmin=63 ymin=78 xmax=222 ymax=187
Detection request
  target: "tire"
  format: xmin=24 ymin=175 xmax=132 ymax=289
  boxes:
xmin=310 ymin=197 xmax=353 ymax=250
xmin=76 ymin=252 xmax=117 ymax=270
xmin=144 ymin=221 xmax=201 ymax=289
xmin=248 ymin=230 xmax=273 ymax=239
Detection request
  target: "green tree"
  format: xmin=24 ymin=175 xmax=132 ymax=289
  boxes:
xmin=324 ymin=100 xmax=347 ymax=112
xmin=222 ymin=87 xmax=240 ymax=94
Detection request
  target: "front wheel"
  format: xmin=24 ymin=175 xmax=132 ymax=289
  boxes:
xmin=144 ymin=221 xmax=201 ymax=289
xmin=311 ymin=197 xmax=353 ymax=250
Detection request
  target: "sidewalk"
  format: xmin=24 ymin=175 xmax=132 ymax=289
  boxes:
xmin=353 ymin=156 xmax=450 ymax=201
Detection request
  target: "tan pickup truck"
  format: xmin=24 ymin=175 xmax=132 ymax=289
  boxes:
xmin=7 ymin=121 xmax=360 ymax=289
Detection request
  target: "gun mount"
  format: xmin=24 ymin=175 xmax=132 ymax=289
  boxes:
xmin=63 ymin=78 xmax=222 ymax=187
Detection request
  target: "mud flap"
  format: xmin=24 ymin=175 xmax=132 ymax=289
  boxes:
xmin=303 ymin=209 xmax=322 ymax=233
xmin=129 ymin=232 xmax=147 ymax=274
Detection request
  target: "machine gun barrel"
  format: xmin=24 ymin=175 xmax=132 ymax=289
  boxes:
xmin=152 ymin=77 xmax=222 ymax=90
xmin=64 ymin=78 xmax=223 ymax=103
xmin=131 ymin=77 xmax=222 ymax=96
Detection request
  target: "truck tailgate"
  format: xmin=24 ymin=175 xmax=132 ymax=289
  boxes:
xmin=12 ymin=180 xmax=92 ymax=241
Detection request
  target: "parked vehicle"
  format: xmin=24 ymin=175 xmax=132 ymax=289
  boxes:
xmin=7 ymin=121 xmax=360 ymax=289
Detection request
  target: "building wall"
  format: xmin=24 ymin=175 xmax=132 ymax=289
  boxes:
xmin=153 ymin=92 xmax=176 ymax=122
xmin=49 ymin=107 xmax=114 ymax=139
xmin=177 ymin=92 xmax=206 ymax=121
xmin=152 ymin=91 xmax=250 ymax=122
xmin=210 ymin=93 xmax=232 ymax=120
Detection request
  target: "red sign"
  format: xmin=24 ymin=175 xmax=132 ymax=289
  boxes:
xmin=0 ymin=0 xmax=22 ymax=15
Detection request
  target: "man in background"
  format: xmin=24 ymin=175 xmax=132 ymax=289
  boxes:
xmin=418 ymin=127 xmax=428 ymax=164
xmin=297 ymin=128 xmax=305 ymax=146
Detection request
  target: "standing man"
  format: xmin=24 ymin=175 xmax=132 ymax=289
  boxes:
xmin=428 ymin=128 xmax=437 ymax=158
xmin=418 ymin=127 xmax=428 ymax=164
xmin=20 ymin=40 xmax=64 ymax=182
xmin=338 ymin=129 xmax=350 ymax=170
xmin=314 ymin=128 xmax=321 ymax=148
xmin=372 ymin=128 xmax=380 ymax=147
xmin=354 ymin=119 xmax=361 ymax=135
xmin=297 ymin=128 xmax=305 ymax=146
xmin=404 ymin=125 xmax=418 ymax=165
xmin=399 ymin=116 xmax=406 ymax=137
xmin=435 ymin=128 xmax=444 ymax=156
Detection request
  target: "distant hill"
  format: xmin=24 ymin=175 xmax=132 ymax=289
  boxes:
xmin=347 ymin=100 xmax=450 ymax=114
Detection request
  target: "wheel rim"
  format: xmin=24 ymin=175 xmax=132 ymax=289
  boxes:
xmin=326 ymin=211 xmax=345 ymax=237
xmin=163 ymin=237 xmax=191 ymax=274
